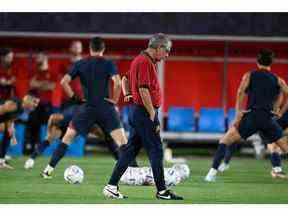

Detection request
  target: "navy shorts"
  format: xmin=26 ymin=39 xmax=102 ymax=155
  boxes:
xmin=71 ymin=101 xmax=122 ymax=136
xmin=238 ymin=110 xmax=283 ymax=143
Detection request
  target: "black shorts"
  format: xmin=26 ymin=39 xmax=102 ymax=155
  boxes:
xmin=71 ymin=101 xmax=122 ymax=136
xmin=238 ymin=110 xmax=283 ymax=143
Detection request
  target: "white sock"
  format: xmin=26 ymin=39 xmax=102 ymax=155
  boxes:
xmin=273 ymin=166 xmax=282 ymax=173
xmin=107 ymin=184 xmax=117 ymax=190
xmin=44 ymin=164 xmax=54 ymax=174
xmin=0 ymin=158 xmax=5 ymax=163
xmin=208 ymin=168 xmax=217 ymax=176
xmin=159 ymin=190 xmax=166 ymax=194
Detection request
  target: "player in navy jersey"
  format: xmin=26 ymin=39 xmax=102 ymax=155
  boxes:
xmin=0 ymin=92 xmax=39 ymax=169
xmin=41 ymin=37 xmax=128 ymax=179
xmin=24 ymin=98 xmax=138 ymax=169
xmin=218 ymin=100 xmax=288 ymax=179
xmin=205 ymin=49 xmax=288 ymax=182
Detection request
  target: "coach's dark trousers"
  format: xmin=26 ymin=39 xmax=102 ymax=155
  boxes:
xmin=108 ymin=105 xmax=166 ymax=192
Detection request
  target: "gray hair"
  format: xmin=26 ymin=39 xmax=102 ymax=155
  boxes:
xmin=148 ymin=33 xmax=172 ymax=52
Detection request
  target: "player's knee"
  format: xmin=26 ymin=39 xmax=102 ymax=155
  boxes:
xmin=220 ymin=128 xmax=240 ymax=144
xmin=110 ymin=128 xmax=127 ymax=146
xmin=115 ymin=137 xmax=127 ymax=146
xmin=219 ymin=137 xmax=229 ymax=145
xmin=62 ymin=128 xmax=77 ymax=145
xmin=275 ymin=137 xmax=288 ymax=153
xmin=49 ymin=114 xmax=63 ymax=125
xmin=47 ymin=128 xmax=62 ymax=142
xmin=267 ymin=143 xmax=277 ymax=153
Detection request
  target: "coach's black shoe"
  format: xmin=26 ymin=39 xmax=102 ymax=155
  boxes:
xmin=156 ymin=190 xmax=183 ymax=200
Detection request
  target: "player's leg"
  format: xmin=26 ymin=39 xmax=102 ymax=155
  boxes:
xmin=91 ymin=123 xmax=139 ymax=167
xmin=41 ymin=105 xmax=94 ymax=178
xmin=218 ymin=144 xmax=238 ymax=172
xmin=260 ymin=117 xmax=288 ymax=178
xmin=105 ymin=135 xmax=120 ymax=160
xmin=268 ymin=143 xmax=286 ymax=178
xmin=265 ymin=118 xmax=288 ymax=154
xmin=25 ymin=114 xmax=63 ymax=169
xmin=90 ymin=124 xmax=121 ymax=160
xmin=104 ymin=127 xmax=142 ymax=198
xmin=0 ymin=122 xmax=13 ymax=169
xmin=205 ymin=126 xmax=242 ymax=181
xmin=103 ymin=103 xmax=144 ymax=199
xmin=41 ymin=127 xmax=76 ymax=178
xmin=109 ymin=127 xmax=139 ymax=167
xmin=205 ymin=112 xmax=258 ymax=182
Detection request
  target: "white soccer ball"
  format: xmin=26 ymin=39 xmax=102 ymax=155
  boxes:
xmin=172 ymin=164 xmax=190 ymax=180
xmin=64 ymin=165 xmax=84 ymax=184
xmin=165 ymin=168 xmax=182 ymax=187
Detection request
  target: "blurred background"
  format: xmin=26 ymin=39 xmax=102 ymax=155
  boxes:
xmin=1 ymin=13 xmax=288 ymax=160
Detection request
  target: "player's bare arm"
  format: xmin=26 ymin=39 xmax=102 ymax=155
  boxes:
xmin=278 ymin=78 xmax=288 ymax=115
xmin=5 ymin=76 xmax=16 ymax=86
xmin=0 ymin=100 xmax=17 ymax=115
xmin=42 ymin=80 xmax=56 ymax=91
xmin=106 ymin=74 xmax=121 ymax=104
xmin=139 ymin=87 xmax=155 ymax=121
xmin=235 ymin=72 xmax=250 ymax=119
xmin=30 ymin=76 xmax=43 ymax=89
xmin=122 ymin=75 xmax=133 ymax=102
xmin=272 ymin=92 xmax=283 ymax=117
xmin=60 ymin=74 xmax=74 ymax=98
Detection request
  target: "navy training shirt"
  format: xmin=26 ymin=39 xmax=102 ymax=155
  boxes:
xmin=68 ymin=57 xmax=117 ymax=106
xmin=246 ymin=70 xmax=280 ymax=111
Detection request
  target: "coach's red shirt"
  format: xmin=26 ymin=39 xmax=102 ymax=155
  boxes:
xmin=128 ymin=51 xmax=162 ymax=108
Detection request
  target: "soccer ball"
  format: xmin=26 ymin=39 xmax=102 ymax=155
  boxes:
xmin=171 ymin=164 xmax=190 ymax=180
xmin=64 ymin=165 xmax=84 ymax=184
xmin=165 ymin=168 xmax=182 ymax=187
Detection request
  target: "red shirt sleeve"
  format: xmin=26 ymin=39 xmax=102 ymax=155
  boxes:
xmin=137 ymin=60 xmax=151 ymax=88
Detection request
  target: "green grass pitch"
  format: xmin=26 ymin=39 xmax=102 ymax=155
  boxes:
xmin=1 ymin=153 xmax=288 ymax=204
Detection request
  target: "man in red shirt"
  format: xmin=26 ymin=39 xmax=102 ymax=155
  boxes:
xmin=103 ymin=33 xmax=183 ymax=200
xmin=26 ymin=53 xmax=57 ymax=152
xmin=59 ymin=40 xmax=84 ymax=107
xmin=30 ymin=53 xmax=56 ymax=104
xmin=0 ymin=48 xmax=16 ymax=100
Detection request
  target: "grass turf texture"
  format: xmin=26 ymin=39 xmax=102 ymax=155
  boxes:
xmin=1 ymin=154 xmax=288 ymax=204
